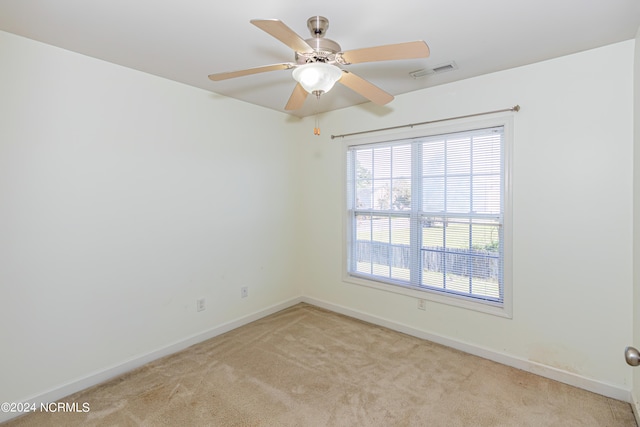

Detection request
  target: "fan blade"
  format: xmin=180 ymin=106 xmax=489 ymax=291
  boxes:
xmin=208 ymin=63 xmax=294 ymax=81
xmin=285 ymin=83 xmax=308 ymax=110
xmin=339 ymin=71 xmax=394 ymax=105
xmin=250 ymin=19 xmax=315 ymax=54
xmin=339 ymin=41 xmax=430 ymax=64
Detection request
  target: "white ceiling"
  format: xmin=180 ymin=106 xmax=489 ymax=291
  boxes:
xmin=1 ymin=1 xmax=639 ymax=118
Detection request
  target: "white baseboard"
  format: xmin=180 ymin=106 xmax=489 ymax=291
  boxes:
xmin=302 ymin=296 xmax=632 ymax=403
xmin=0 ymin=296 xmax=303 ymax=424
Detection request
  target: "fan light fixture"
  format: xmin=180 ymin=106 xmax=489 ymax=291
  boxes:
xmin=208 ymin=17 xmax=431 ymax=113
xmin=292 ymin=62 xmax=342 ymax=94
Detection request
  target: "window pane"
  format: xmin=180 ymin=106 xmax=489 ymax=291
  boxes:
xmin=445 ymin=220 xmax=470 ymax=249
xmin=393 ymin=145 xmax=412 ymax=177
xmin=371 ymin=215 xmax=390 ymax=242
xmin=391 ymin=262 xmax=411 ymax=281
xmin=469 ymin=220 xmax=502 ymax=298
xmin=390 ymin=216 xmax=411 ymax=281
xmin=423 ymin=177 xmax=444 ymax=212
xmin=420 ymin=218 xmax=501 ymax=298
xmin=373 ymin=180 xmax=391 ymax=210
xmin=390 ymin=217 xmax=410 ymax=245
xmin=473 ymin=174 xmax=501 ymax=214
xmin=354 ymin=150 xmax=373 ymax=209
xmin=471 ymin=261 xmax=501 ymax=299
xmin=444 ymin=253 xmax=471 ymax=294
xmin=422 ymin=217 xmax=444 ymax=247
xmin=423 ymin=140 xmax=445 ymax=175
xmin=471 ymin=220 xmax=500 ymax=253
xmin=354 ymin=214 xmax=371 ymax=274
xmin=392 ymin=178 xmax=411 ymax=210
xmin=447 ymin=176 xmax=470 ymax=213
xmin=355 ymin=150 xmax=373 ymax=178
xmin=352 ymin=214 xmax=411 ymax=283
xmin=372 ymin=243 xmax=390 ymax=277
xmin=356 ymin=187 xmax=372 ymax=209
xmin=355 ymin=214 xmax=372 ymax=241
xmin=373 ymin=147 xmax=391 ymax=179
xmin=422 ymin=248 xmax=444 ymax=288
xmin=472 ymin=133 xmax=501 ymax=174
xmin=356 ymin=257 xmax=372 ymax=275
xmin=446 ymin=138 xmax=471 ymax=174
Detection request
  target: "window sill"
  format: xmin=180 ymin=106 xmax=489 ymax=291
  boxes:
xmin=343 ymin=273 xmax=512 ymax=319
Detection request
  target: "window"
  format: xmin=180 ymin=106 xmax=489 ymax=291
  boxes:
xmin=345 ymin=120 xmax=511 ymax=316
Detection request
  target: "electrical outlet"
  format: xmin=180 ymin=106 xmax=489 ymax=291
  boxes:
xmin=241 ymin=286 xmax=249 ymax=298
xmin=417 ymin=299 xmax=426 ymax=310
xmin=197 ymin=298 xmax=206 ymax=312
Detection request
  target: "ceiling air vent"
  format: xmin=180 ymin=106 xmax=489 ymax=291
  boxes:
xmin=410 ymin=61 xmax=458 ymax=79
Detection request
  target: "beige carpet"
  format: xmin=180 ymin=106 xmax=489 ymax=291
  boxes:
xmin=4 ymin=303 xmax=637 ymax=426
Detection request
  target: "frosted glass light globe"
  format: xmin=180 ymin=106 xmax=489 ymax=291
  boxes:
xmin=292 ymin=63 xmax=342 ymax=94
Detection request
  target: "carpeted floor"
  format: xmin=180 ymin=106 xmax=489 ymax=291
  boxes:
xmin=4 ymin=303 xmax=637 ymax=426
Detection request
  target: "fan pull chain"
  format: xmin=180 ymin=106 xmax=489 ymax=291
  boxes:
xmin=313 ymin=92 xmax=321 ymax=136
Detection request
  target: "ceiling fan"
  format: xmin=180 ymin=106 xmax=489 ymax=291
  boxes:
xmin=208 ymin=16 xmax=430 ymax=111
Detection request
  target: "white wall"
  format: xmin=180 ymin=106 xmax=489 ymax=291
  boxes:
xmin=0 ymin=30 xmax=303 ymax=414
xmin=298 ymin=40 xmax=635 ymax=397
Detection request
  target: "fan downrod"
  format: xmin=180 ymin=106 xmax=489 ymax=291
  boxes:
xmin=307 ymin=16 xmax=329 ymax=38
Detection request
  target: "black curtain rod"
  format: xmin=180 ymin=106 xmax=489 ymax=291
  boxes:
xmin=330 ymin=105 xmax=520 ymax=140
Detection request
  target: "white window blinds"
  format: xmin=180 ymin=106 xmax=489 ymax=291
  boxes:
xmin=346 ymin=126 xmax=505 ymax=305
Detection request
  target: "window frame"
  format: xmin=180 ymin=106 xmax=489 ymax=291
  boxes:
xmin=342 ymin=115 xmax=513 ymax=318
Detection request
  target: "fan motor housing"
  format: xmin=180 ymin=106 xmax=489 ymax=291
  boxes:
xmin=295 ymin=16 xmax=341 ymax=64
xmin=296 ymin=37 xmax=341 ymax=64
